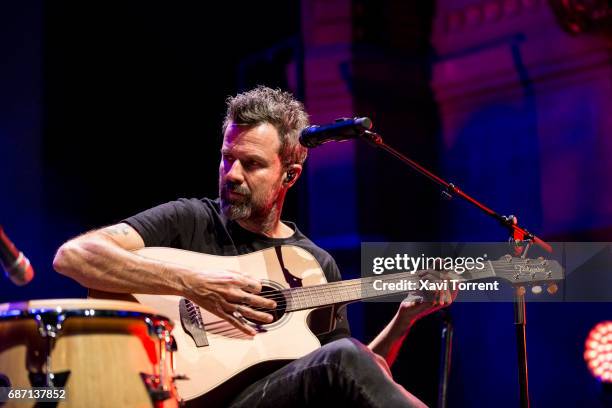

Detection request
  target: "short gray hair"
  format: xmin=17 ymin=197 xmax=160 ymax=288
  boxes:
xmin=222 ymin=86 xmax=309 ymax=167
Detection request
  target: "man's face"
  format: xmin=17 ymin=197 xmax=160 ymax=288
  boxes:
xmin=219 ymin=121 xmax=285 ymax=221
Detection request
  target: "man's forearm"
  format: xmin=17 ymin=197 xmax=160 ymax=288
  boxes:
xmin=368 ymin=311 xmax=414 ymax=366
xmin=369 ymin=292 xmax=452 ymax=366
xmin=53 ymin=236 xmax=191 ymax=296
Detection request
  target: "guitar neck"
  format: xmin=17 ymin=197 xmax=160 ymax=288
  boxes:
xmin=281 ymin=257 xmax=544 ymax=311
xmin=282 ymin=266 xmax=487 ymax=311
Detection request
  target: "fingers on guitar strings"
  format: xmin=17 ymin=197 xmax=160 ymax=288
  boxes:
xmin=234 ymin=303 xmax=274 ymax=324
xmin=218 ymin=306 xmax=255 ymax=336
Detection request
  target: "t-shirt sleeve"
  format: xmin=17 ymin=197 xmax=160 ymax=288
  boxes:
xmin=317 ymin=256 xmax=352 ymax=344
xmin=122 ymin=199 xmax=203 ymax=248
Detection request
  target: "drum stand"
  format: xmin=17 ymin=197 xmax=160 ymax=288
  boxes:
xmin=357 ymin=128 xmax=552 ymax=408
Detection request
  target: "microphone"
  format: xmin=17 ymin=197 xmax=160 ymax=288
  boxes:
xmin=299 ymin=117 xmax=373 ymax=148
xmin=0 ymin=226 xmax=35 ymax=286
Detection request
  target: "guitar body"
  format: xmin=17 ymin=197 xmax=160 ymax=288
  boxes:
xmin=91 ymin=246 xmax=334 ymax=406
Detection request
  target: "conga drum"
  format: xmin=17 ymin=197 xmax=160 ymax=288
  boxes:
xmin=0 ymin=299 xmax=179 ymax=407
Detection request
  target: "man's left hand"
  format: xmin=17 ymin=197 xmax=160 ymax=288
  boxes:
xmin=394 ymin=288 xmax=454 ymax=331
xmin=368 ymin=271 xmax=457 ymax=364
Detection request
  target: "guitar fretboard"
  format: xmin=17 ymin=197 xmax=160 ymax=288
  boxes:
xmin=281 ymin=266 xmax=490 ymax=311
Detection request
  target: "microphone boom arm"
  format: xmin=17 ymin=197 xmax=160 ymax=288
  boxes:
xmin=360 ymin=130 xmax=552 ymax=253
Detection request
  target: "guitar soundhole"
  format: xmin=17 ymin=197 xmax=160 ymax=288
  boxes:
xmin=248 ymin=285 xmax=287 ymax=326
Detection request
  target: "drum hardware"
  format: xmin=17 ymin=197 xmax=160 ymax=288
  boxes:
xmin=141 ymin=317 xmax=177 ymax=406
xmin=31 ymin=308 xmax=70 ymax=388
xmin=0 ymin=374 xmax=9 ymax=387
xmin=165 ymin=334 xmax=189 ymax=381
xmin=28 ymin=371 xmax=70 ymax=388
xmin=140 ymin=373 xmax=172 ymax=405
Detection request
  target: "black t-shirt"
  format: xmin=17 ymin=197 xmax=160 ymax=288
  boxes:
xmin=123 ymin=197 xmax=350 ymax=344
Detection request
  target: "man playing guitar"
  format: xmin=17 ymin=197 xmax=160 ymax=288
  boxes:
xmin=53 ymin=86 xmax=452 ymax=407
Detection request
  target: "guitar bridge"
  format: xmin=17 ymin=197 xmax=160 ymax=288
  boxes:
xmin=179 ymin=298 xmax=209 ymax=347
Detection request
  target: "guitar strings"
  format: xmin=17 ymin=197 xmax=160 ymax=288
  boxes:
xmin=248 ymin=284 xmax=481 ymax=313
xmin=243 ymin=262 xmax=552 ymax=303
xmin=246 ymin=265 xmax=553 ymax=305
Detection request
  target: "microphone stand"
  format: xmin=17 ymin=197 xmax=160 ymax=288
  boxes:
xmin=437 ymin=308 xmax=453 ymax=408
xmin=359 ymin=129 xmax=552 ymax=408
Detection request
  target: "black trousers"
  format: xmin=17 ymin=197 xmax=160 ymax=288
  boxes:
xmin=229 ymin=337 xmax=427 ymax=407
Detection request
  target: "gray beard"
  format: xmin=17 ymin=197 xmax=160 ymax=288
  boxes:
xmin=221 ymin=199 xmax=252 ymax=220
xmin=220 ymin=197 xmax=279 ymax=234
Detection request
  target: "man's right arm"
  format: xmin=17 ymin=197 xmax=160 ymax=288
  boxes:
xmin=53 ymin=223 xmax=276 ymax=335
xmin=54 ymin=223 xmax=184 ymax=295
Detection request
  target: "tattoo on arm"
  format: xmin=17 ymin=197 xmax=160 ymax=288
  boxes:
xmin=102 ymin=225 xmax=132 ymax=237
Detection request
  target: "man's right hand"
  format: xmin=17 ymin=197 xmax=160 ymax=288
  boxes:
xmin=185 ymin=269 xmax=277 ymax=336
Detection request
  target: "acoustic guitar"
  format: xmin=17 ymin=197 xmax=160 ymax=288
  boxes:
xmin=90 ymin=245 xmax=563 ymax=406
